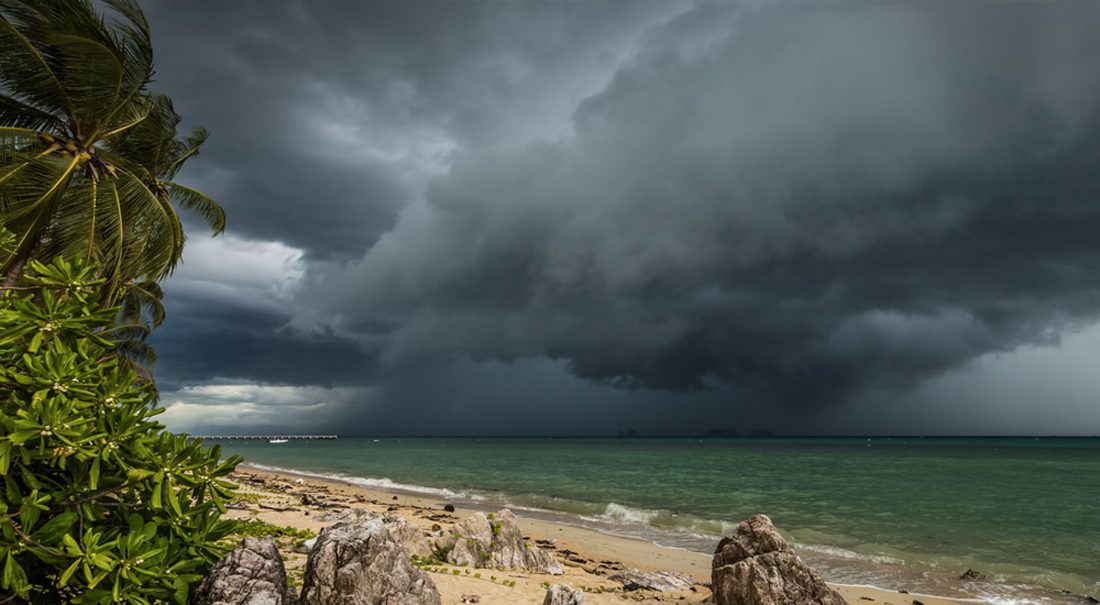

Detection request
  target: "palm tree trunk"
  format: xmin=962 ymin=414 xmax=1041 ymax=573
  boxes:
xmin=1 ymin=250 xmax=31 ymax=288
xmin=0 ymin=220 xmax=45 ymax=289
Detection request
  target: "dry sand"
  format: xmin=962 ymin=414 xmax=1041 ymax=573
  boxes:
xmin=226 ymin=467 xmax=985 ymax=605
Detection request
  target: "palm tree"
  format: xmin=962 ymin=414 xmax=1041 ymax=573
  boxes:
xmin=0 ymin=0 xmax=224 ymax=299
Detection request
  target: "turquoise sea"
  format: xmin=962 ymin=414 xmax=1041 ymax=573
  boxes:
xmin=212 ymin=437 xmax=1100 ymax=604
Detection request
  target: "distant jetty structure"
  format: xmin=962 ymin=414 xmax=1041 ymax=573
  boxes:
xmin=198 ymin=435 xmax=338 ymax=441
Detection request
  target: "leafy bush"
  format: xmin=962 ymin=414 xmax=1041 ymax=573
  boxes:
xmin=0 ymin=258 xmax=241 ymax=604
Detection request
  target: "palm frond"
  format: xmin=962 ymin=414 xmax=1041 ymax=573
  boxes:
xmin=0 ymin=150 xmax=77 ymax=220
xmin=100 ymin=0 xmax=152 ymax=101
xmin=161 ymin=126 xmax=207 ymax=179
xmin=111 ymin=336 xmax=157 ymax=370
xmin=99 ymin=321 xmax=150 ymax=342
xmin=0 ymin=92 xmax=65 ymax=132
xmin=112 ymin=166 xmax=184 ymax=280
xmin=166 ymin=182 xmax=226 ymax=235
xmin=0 ymin=4 xmax=73 ymax=119
xmin=48 ymin=32 xmax=124 ymax=127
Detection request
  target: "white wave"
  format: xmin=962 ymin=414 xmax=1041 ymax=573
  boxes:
xmin=795 ymin=542 xmax=904 ymax=566
xmin=239 ymin=462 xmax=470 ymax=499
xmin=597 ymin=502 xmax=664 ymax=524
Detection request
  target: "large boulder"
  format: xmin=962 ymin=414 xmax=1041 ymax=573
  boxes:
xmin=191 ymin=537 xmax=294 ymax=605
xmin=307 ymin=509 xmax=432 ymax=559
xmin=438 ymin=509 xmax=562 ymax=574
xmin=300 ymin=517 xmax=441 ymax=605
xmin=543 ymin=584 xmax=585 ymax=605
xmin=608 ymin=568 xmax=696 ymax=592
xmin=711 ymin=514 xmax=846 ymax=605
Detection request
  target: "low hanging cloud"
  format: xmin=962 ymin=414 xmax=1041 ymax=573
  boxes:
xmin=295 ymin=1 xmax=1100 ymax=407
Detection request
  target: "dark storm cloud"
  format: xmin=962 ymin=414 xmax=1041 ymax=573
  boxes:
xmin=299 ymin=1 xmax=1100 ymax=409
xmin=143 ymin=0 xmax=680 ymax=260
xmin=143 ymin=0 xmax=1100 ymax=434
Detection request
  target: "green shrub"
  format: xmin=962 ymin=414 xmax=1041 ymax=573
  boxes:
xmin=226 ymin=519 xmax=313 ymax=547
xmin=0 ymin=259 xmax=242 ymax=604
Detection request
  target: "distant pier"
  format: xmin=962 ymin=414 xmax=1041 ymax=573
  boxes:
xmin=198 ymin=435 xmax=338 ymax=441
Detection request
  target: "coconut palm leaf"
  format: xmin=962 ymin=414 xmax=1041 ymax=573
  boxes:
xmin=168 ymin=182 xmax=226 ymax=234
xmin=0 ymin=0 xmax=223 ymax=301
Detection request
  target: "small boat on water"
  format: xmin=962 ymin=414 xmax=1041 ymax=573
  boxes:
xmin=268 ymin=439 xmax=289 ymax=444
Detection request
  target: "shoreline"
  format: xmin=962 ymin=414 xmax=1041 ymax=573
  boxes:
xmin=231 ymin=463 xmax=987 ymax=605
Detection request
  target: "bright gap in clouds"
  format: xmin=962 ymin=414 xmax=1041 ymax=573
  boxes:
xmin=160 ymin=383 xmax=367 ymax=434
xmin=167 ymin=233 xmax=306 ymax=312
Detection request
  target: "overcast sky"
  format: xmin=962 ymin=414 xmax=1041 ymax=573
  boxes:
xmin=141 ymin=0 xmax=1100 ymax=436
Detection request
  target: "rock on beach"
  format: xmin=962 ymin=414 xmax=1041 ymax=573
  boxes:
xmin=711 ymin=514 xmax=846 ymax=605
xmin=299 ymin=516 xmax=441 ymax=605
xmin=191 ymin=537 xmax=295 ymax=605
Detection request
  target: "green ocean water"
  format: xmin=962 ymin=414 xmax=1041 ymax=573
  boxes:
xmin=214 ymin=437 xmax=1100 ymax=603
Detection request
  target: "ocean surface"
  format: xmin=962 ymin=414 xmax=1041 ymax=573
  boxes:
xmin=212 ymin=437 xmax=1100 ymax=604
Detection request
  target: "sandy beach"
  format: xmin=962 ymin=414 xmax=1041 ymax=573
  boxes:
xmin=225 ymin=467 xmax=985 ymax=605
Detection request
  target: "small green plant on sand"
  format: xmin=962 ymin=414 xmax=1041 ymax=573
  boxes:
xmin=227 ymin=519 xmax=313 ymax=542
xmin=0 ymin=259 xmax=241 ymax=604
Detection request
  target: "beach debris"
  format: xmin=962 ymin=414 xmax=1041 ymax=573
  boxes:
xmin=711 ymin=514 xmax=846 ymax=605
xmin=438 ymin=509 xmax=564 ymax=574
xmin=959 ymin=568 xmax=986 ymax=581
xmin=460 ymin=595 xmax=482 ymax=603
xmin=192 ymin=537 xmax=295 ymax=605
xmin=258 ymin=502 xmax=298 ymax=512
xmin=300 ymin=516 xmax=441 ymax=605
xmin=315 ymin=508 xmax=369 ymax=522
xmin=543 ymin=584 xmax=585 ymax=605
xmin=444 ymin=503 xmax=456 ymax=512
xmin=608 ymin=568 xmax=696 ymax=592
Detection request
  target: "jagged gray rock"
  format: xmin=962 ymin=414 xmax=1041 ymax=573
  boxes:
xmin=711 ymin=514 xmax=846 ymax=605
xmin=300 ymin=516 xmax=441 ymax=605
xmin=438 ymin=509 xmax=563 ymax=574
xmin=304 ymin=509 xmax=431 ymax=559
xmin=191 ymin=537 xmax=293 ymax=605
xmin=382 ymin=512 xmax=433 ymax=558
xmin=608 ymin=568 xmax=696 ymax=592
xmin=543 ymin=584 xmax=586 ymax=605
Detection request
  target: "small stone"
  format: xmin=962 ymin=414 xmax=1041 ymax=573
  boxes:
xmin=543 ymin=584 xmax=585 ymax=605
xmin=609 ymin=569 xmax=695 ymax=592
xmin=959 ymin=568 xmax=986 ymax=581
